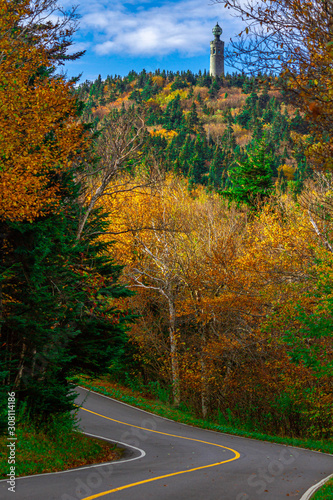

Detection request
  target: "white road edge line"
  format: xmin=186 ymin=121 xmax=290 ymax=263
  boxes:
xmin=77 ymin=386 xmax=333 ymax=457
xmin=0 ymin=432 xmax=145 ymax=483
xmin=77 ymin=385 xmax=180 ymax=424
xmin=300 ymin=473 xmax=333 ymax=500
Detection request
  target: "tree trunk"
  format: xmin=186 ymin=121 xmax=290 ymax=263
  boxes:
xmin=76 ymin=190 xmax=101 ymax=240
xmin=13 ymin=340 xmax=27 ymax=389
xmin=168 ymin=296 xmax=180 ymax=406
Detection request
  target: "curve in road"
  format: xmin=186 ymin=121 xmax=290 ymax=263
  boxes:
xmin=0 ymin=386 xmax=332 ymax=500
xmin=79 ymin=405 xmax=240 ymax=499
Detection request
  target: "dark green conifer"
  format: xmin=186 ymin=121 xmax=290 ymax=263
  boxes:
xmin=163 ymin=95 xmax=184 ymax=130
xmin=1 ymin=175 xmax=135 ymax=422
xmin=223 ymin=138 xmax=274 ymax=209
xmin=222 ymin=122 xmax=237 ymax=150
xmin=208 ymin=79 xmax=220 ymax=99
xmin=188 ymin=153 xmax=206 ymax=186
xmin=178 ymin=135 xmax=194 ymax=175
xmin=186 ymin=102 xmax=200 ymax=132
xmin=208 ymin=146 xmax=224 ymax=189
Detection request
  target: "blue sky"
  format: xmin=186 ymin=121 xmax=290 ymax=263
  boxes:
xmin=60 ymin=0 xmax=244 ymax=82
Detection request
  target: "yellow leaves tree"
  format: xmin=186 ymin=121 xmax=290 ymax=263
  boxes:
xmin=222 ymin=192 xmax=333 ymax=435
xmin=101 ymin=174 xmax=250 ymax=411
xmin=149 ymin=128 xmax=178 ymax=141
xmin=107 ymin=175 xmax=192 ymax=406
xmin=151 ymin=75 xmax=165 ymax=88
xmin=101 ymin=169 xmax=333 ymax=432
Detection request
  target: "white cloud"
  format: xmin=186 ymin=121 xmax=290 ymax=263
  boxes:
xmin=67 ymin=41 xmax=91 ymax=54
xmin=64 ymin=0 xmax=242 ymax=57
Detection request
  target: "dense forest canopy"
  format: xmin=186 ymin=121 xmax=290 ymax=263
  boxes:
xmin=71 ymin=67 xmax=332 ymax=436
xmin=76 ymin=69 xmax=311 ymax=196
xmin=1 ymin=0 xmax=332 ymax=443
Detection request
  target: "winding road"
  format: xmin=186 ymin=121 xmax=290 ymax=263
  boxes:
xmin=1 ymin=386 xmax=332 ymax=499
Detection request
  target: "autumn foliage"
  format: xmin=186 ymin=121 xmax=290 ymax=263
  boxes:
xmin=0 ymin=0 xmax=88 ymax=221
xmin=0 ymin=1 xmax=133 ymax=428
xmin=219 ymin=0 xmax=333 ymax=170
xmin=1 ymin=0 xmax=332 ymax=443
xmin=99 ymin=173 xmax=332 ymax=438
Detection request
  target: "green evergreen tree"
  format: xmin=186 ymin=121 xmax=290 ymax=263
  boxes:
xmin=186 ymin=102 xmax=200 ymax=132
xmin=141 ymin=77 xmax=158 ymax=101
xmin=170 ymin=77 xmax=188 ymax=91
xmin=163 ymin=95 xmax=184 ymax=130
xmin=252 ymin=119 xmax=264 ymax=141
xmin=208 ymin=146 xmax=224 ymax=189
xmin=202 ymin=103 xmax=210 ymax=115
xmin=193 ymin=134 xmax=208 ymax=163
xmin=222 ymin=122 xmax=237 ymax=150
xmin=198 ymin=71 xmax=212 ymax=88
xmin=1 ymin=176 xmax=134 ymax=423
xmin=178 ymin=135 xmax=193 ymax=175
xmin=208 ymin=79 xmax=220 ymax=99
xmin=258 ymin=85 xmax=270 ymax=109
xmin=130 ymin=89 xmax=142 ymax=104
xmin=188 ymin=153 xmax=206 ymax=186
xmin=137 ymin=69 xmax=148 ymax=87
xmin=223 ymin=138 xmax=274 ymax=208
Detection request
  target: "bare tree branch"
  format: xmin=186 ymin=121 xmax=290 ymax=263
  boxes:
xmin=76 ymin=107 xmax=159 ymax=239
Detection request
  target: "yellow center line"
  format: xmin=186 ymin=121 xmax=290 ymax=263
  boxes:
xmin=79 ymin=406 xmax=241 ymax=500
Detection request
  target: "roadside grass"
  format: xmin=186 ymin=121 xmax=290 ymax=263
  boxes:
xmin=0 ymin=413 xmax=123 ymax=479
xmin=78 ymin=375 xmax=333 ymax=456
xmin=312 ymin=477 xmax=333 ymax=499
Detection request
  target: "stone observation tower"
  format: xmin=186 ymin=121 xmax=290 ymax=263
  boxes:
xmin=210 ymin=22 xmax=224 ymax=77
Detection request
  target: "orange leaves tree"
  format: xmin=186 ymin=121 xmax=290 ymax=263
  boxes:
xmin=0 ymin=0 xmax=88 ymax=222
xmin=0 ymin=1 xmax=135 ymax=427
xmin=179 ymin=189 xmax=332 ymax=433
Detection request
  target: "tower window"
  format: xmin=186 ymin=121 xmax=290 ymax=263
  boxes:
xmin=213 ymin=48 xmax=216 ymax=54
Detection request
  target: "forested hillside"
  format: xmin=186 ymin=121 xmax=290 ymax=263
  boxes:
xmin=76 ymin=70 xmax=310 ymax=196
xmin=1 ymin=0 xmax=332 ymax=457
xmin=71 ymin=70 xmax=332 ymax=439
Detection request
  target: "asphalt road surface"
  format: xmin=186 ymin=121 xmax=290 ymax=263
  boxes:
xmin=1 ymin=386 xmax=332 ymax=500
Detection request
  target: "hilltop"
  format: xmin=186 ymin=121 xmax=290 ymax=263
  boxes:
xmin=76 ymin=69 xmax=311 ymax=194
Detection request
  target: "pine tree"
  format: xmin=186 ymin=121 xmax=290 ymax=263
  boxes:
xmin=188 ymin=136 xmax=209 ymax=185
xmin=1 ymin=175 xmax=134 ymax=422
xmin=208 ymin=79 xmax=220 ymax=99
xmin=186 ymin=102 xmax=200 ymax=132
xmin=208 ymin=146 xmax=224 ymax=189
xmin=222 ymin=122 xmax=237 ymax=150
xmin=170 ymin=76 xmax=187 ymax=91
xmin=141 ymin=78 xmax=155 ymax=101
xmin=178 ymin=135 xmax=193 ymax=175
xmin=223 ymin=138 xmax=274 ymax=208
xmin=163 ymin=95 xmax=184 ymax=130
xmin=258 ymin=84 xmax=270 ymax=109
xmin=188 ymin=153 xmax=206 ymax=185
